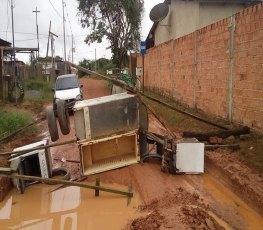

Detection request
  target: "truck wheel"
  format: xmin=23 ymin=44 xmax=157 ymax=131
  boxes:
xmin=8 ymin=81 xmax=24 ymax=103
xmin=51 ymin=167 xmax=70 ymax=180
xmin=57 ymin=100 xmax=70 ymax=135
xmin=45 ymin=167 xmax=71 ymax=185
xmin=46 ymin=106 xmax=59 ymax=142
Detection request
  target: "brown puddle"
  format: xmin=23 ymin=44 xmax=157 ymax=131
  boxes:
xmin=203 ymin=174 xmax=263 ymax=230
xmin=0 ymin=183 xmax=141 ymax=229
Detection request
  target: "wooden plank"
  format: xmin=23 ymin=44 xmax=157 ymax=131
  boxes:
xmin=0 ymin=139 xmax=76 ymax=157
xmin=0 ymin=173 xmax=133 ymax=197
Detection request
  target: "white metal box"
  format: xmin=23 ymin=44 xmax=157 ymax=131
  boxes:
xmin=79 ymin=131 xmax=139 ymax=175
xmin=175 ymin=142 xmax=204 ymax=174
xmin=73 ymin=93 xmax=139 ymax=141
xmin=10 ymin=139 xmax=52 ymax=193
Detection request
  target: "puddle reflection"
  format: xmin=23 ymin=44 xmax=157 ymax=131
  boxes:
xmin=0 ymin=183 xmax=140 ymax=230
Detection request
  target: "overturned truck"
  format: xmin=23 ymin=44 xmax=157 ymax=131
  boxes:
xmin=46 ymin=91 xmax=204 ymax=176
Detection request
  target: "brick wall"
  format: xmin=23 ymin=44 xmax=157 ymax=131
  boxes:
xmin=140 ymin=3 xmax=263 ymax=131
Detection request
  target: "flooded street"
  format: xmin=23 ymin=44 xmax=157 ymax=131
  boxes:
xmin=0 ymin=183 xmax=141 ymax=229
xmin=1 ymin=78 xmax=262 ymax=229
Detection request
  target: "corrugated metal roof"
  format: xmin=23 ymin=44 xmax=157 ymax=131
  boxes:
xmin=0 ymin=38 xmax=11 ymax=47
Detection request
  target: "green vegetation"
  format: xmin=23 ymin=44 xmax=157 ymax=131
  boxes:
xmin=77 ymin=0 xmax=143 ymax=68
xmin=240 ymin=135 xmax=263 ymax=173
xmin=78 ymin=58 xmax=116 ymax=76
xmin=24 ymin=79 xmax=54 ymax=102
xmin=0 ymin=109 xmax=37 ymax=139
xmin=142 ymin=89 xmax=263 ymax=173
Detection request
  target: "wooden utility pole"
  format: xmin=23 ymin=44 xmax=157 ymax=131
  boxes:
xmin=62 ymin=0 xmax=67 ymax=74
xmin=32 ymin=7 xmax=40 ymax=60
xmin=0 ymin=48 xmax=3 ymax=100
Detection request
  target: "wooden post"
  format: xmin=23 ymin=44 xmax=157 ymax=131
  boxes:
xmin=95 ymin=177 xmax=100 ymax=196
xmin=0 ymin=48 xmax=3 ymax=100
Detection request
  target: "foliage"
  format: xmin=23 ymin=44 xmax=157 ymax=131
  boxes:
xmin=77 ymin=0 xmax=144 ymax=68
xmin=0 ymin=109 xmax=37 ymax=139
xmin=28 ymin=53 xmax=37 ymax=67
xmin=79 ymin=58 xmax=116 ymax=75
xmin=24 ymin=79 xmax=54 ymax=102
xmin=78 ymin=58 xmax=91 ymax=77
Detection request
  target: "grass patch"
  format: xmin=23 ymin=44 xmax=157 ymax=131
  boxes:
xmin=0 ymin=109 xmax=38 ymax=140
xmin=24 ymin=79 xmax=54 ymax=102
xmin=239 ymin=135 xmax=263 ymax=173
xmin=142 ymin=90 xmax=263 ymax=173
xmin=143 ymin=97 xmax=220 ymax=133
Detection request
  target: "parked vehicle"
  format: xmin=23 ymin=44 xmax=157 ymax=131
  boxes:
xmin=53 ymin=74 xmax=83 ymax=111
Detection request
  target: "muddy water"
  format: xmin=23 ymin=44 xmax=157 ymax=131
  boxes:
xmin=0 ymin=183 xmax=140 ymax=229
xmin=202 ymin=174 xmax=263 ymax=229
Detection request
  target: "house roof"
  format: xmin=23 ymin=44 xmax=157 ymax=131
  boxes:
xmin=0 ymin=38 xmax=11 ymax=47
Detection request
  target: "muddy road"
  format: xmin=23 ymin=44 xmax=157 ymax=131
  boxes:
xmin=1 ymin=77 xmax=263 ymax=229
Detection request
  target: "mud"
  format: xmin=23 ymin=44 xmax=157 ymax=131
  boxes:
xmin=1 ymin=76 xmax=263 ymax=229
xmin=0 ymin=183 xmax=141 ymax=230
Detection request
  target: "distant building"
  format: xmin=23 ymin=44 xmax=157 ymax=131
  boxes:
xmin=38 ymin=56 xmax=67 ymax=76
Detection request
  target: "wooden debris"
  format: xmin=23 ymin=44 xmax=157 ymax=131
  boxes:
xmin=183 ymin=126 xmax=250 ymax=142
xmin=0 ymin=173 xmax=133 ymax=198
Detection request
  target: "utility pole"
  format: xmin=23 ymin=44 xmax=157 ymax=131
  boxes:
xmin=95 ymin=48 xmax=97 ymax=72
xmin=11 ymin=0 xmax=16 ymax=70
xmin=50 ymin=32 xmax=58 ymax=68
xmin=32 ymin=7 xmax=40 ymax=60
xmin=62 ymin=0 xmax=67 ymax=74
xmin=45 ymin=21 xmax=51 ymax=75
xmin=11 ymin=0 xmax=17 ymax=103
xmin=72 ymin=35 xmax=74 ymax=64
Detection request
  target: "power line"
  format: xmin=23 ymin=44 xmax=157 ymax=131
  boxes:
xmin=14 ymin=36 xmax=48 ymax=42
xmin=64 ymin=2 xmax=73 ymax=35
xmin=5 ymin=0 xmax=10 ymax=40
xmin=0 ymin=31 xmax=87 ymax=37
xmin=48 ymin=0 xmax=62 ymax=19
xmin=0 ymin=31 xmax=48 ymax=36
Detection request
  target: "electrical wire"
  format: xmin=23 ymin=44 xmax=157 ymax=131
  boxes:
xmin=15 ymin=36 xmax=48 ymax=42
xmin=64 ymin=1 xmax=73 ymax=35
xmin=5 ymin=0 xmax=10 ymax=40
xmin=48 ymin=0 xmax=62 ymax=19
xmin=0 ymin=30 xmax=48 ymax=36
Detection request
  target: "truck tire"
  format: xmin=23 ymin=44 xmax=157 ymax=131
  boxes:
xmin=8 ymin=81 xmax=24 ymax=103
xmin=46 ymin=106 xmax=59 ymax=142
xmin=57 ymin=100 xmax=70 ymax=135
xmin=51 ymin=167 xmax=70 ymax=180
xmin=45 ymin=167 xmax=71 ymax=185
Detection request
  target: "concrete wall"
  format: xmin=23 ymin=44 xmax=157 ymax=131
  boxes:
xmin=154 ymin=0 xmax=246 ymax=45
xmin=140 ymin=3 xmax=263 ymax=131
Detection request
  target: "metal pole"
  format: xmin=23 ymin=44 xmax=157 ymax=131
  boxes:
xmin=11 ymin=0 xmax=17 ymax=103
xmin=62 ymin=0 xmax=67 ymax=74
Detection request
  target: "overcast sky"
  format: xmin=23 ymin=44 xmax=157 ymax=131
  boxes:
xmin=0 ymin=0 xmax=161 ymax=64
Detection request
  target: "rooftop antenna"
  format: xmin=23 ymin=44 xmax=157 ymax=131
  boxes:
xmin=149 ymin=3 xmax=169 ymax=22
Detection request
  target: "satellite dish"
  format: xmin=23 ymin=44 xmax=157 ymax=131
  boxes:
xmin=149 ymin=3 xmax=169 ymax=22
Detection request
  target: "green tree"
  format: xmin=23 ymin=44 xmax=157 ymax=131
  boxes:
xmin=77 ymin=0 xmax=144 ymax=69
xmin=29 ymin=52 xmax=36 ymax=67
xmin=78 ymin=58 xmax=91 ymax=77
